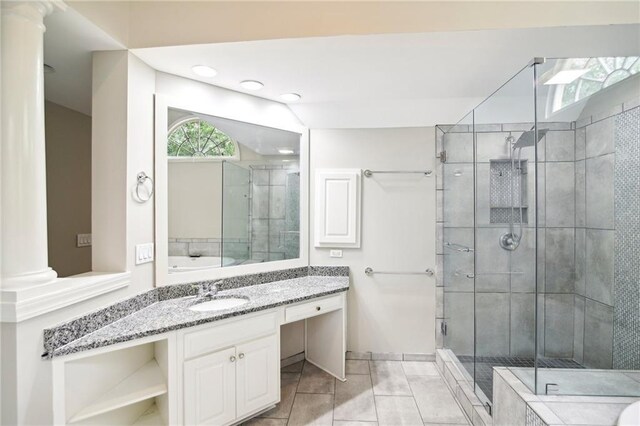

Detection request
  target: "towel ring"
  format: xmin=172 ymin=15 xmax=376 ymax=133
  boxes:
xmin=135 ymin=172 xmax=154 ymax=203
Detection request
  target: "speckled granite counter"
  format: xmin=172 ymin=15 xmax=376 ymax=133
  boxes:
xmin=44 ymin=266 xmax=349 ymax=359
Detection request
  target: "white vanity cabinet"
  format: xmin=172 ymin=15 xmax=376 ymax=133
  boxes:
xmin=51 ymin=291 xmax=347 ymax=426
xmin=179 ymin=311 xmax=281 ymax=426
xmin=183 ymin=334 xmax=279 ymax=426
xmin=183 ymin=347 xmax=236 ymax=425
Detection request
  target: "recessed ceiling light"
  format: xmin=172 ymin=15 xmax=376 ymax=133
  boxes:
xmin=240 ymin=80 xmax=264 ymax=91
xmin=191 ymin=65 xmax=217 ymax=78
xmin=278 ymin=149 xmax=294 ymax=155
xmin=280 ymin=93 xmax=301 ymax=102
xmin=544 ymin=69 xmax=589 ymax=85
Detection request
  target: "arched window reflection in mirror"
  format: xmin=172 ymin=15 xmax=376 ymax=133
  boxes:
xmin=168 ymin=118 xmax=239 ymax=160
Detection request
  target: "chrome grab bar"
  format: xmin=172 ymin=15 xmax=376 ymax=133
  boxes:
xmin=444 ymin=242 xmax=474 ymax=252
xmin=363 ymin=169 xmax=432 ymax=178
xmin=365 ymin=267 xmax=435 ymax=277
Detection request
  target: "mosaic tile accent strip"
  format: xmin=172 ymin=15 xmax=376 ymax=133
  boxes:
xmin=43 ymin=266 xmax=349 ymax=357
xmin=525 ymin=405 xmax=547 ymax=426
xmin=613 ymin=106 xmax=640 ymax=370
xmin=489 ymin=159 xmax=528 ymax=224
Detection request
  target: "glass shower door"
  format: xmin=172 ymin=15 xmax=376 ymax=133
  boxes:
xmin=441 ymin=112 xmax=476 ymax=391
xmin=471 ymin=64 xmax=538 ymax=404
xmin=221 ymin=161 xmax=251 ymax=266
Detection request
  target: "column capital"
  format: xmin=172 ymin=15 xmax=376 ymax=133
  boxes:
xmin=1 ymin=0 xmax=66 ymax=30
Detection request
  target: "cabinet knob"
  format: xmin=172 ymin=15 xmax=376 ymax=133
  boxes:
xmin=230 ymin=355 xmax=236 ymax=362
xmin=316 ymin=306 xmax=321 ymax=311
xmin=238 ymin=353 xmax=245 ymax=359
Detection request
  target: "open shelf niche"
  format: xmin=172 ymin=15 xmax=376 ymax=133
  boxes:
xmin=59 ymin=336 xmax=172 ymax=426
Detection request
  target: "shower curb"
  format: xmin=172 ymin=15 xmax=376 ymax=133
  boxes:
xmin=436 ymin=349 xmax=493 ymax=426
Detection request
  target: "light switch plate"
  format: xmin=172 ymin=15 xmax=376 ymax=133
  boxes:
xmin=329 ymin=249 xmax=343 ymax=258
xmin=77 ymin=233 xmax=92 ymax=247
xmin=135 ymin=243 xmax=154 ymax=265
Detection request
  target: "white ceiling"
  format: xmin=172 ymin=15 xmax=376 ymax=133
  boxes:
xmin=133 ymin=24 xmax=640 ymax=128
xmin=43 ymin=7 xmax=639 ymax=128
xmin=169 ymin=108 xmax=301 ymax=157
xmin=44 ymin=7 xmax=124 ymax=115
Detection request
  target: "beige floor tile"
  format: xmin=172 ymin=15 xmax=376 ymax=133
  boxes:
xmin=333 ymin=422 xmax=378 ymax=426
xmin=346 ymin=360 xmax=371 ymax=375
xmin=282 ymin=360 xmax=305 ymax=373
xmin=408 ymin=375 xmax=468 ymax=424
xmin=298 ymin=361 xmax=336 ymax=394
xmin=374 ymin=396 xmax=423 ymax=426
xmin=243 ymin=418 xmax=288 ymax=426
xmin=370 ymin=361 xmax=412 ymax=396
xmin=334 ymin=374 xmax=377 ymax=422
xmin=260 ymin=373 xmax=300 ymax=419
xmin=401 ymin=361 xmax=440 ymax=377
xmin=288 ymin=393 xmax=334 ymax=426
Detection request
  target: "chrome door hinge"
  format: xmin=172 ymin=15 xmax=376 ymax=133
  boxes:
xmin=440 ymin=321 xmax=448 ymax=336
xmin=437 ymin=151 xmax=447 ymax=163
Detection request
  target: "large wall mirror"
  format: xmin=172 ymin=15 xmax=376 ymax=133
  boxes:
xmin=155 ymin=97 xmax=308 ymax=285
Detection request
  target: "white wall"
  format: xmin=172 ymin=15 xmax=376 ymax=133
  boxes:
xmin=310 ymin=128 xmax=437 ymax=354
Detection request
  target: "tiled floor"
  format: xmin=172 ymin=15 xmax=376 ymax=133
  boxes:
xmin=243 ymin=360 xmax=470 ymax=426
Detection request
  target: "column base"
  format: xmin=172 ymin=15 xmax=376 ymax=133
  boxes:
xmin=2 ymin=267 xmax=58 ymax=290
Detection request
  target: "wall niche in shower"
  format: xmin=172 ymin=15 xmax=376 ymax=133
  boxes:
xmin=489 ymin=159 xmax=528 ymax=224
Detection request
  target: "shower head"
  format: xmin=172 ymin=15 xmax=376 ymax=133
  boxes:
xmin=512 ymin=128 xmax=548 ymax=149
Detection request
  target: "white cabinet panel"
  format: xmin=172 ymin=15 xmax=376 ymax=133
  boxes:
xmin=183 ymin=347 xmax=236 ymax=425
xmin=284 ymin=294 xmax=343 ymax=323
xmin=236 ymin=334 xmax=279 ymax=418
xmin=183 ymin=312 xmax=278 ymax=360
xmin=314 ymin=169 xmax=361 ymax=248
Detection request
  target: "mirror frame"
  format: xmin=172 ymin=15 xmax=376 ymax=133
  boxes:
xmin=154 ymin=94 xmax=309 ymax=286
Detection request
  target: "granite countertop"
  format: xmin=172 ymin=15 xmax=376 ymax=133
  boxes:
xmin=47 ymin=274 xmax=349 ymax=358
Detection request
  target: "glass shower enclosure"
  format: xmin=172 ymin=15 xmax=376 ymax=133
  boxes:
xmin=439 ymin=57 xmax=640 ymax=407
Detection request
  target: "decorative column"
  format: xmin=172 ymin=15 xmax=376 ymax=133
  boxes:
xmin=1 ymin=0 xmax=65 ymax=289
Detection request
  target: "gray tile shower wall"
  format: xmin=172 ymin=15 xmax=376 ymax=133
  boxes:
xmin=574 ymin=103 xmax=640 ymax=369
xmin=438 ymin=103 xmax=640 ymax=371
xmin=436 ymin=123 xmax=578 ymax=360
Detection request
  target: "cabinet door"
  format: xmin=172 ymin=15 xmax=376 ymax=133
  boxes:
xmin=184 ymin=347 xmax=236 ymax=425
xmin=236 ymin=334 xmax=279 ymax=418
xmin=314 ymin=169 xmax=361 ymax=248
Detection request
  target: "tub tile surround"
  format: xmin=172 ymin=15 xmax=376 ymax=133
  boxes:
xmin=43 ymin=266 xmax=349 ymax=358
xmin=493 ymin=366 xmax=640 ymax=426
xmin=438 ymin=349 xmax=640 ymax=426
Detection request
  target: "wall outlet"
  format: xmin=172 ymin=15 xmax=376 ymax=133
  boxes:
xmin=136 ymin=243 xmax=154 ymax=265
xmin=76 ymin=233 xmax=92 ymax=247
xmin=329 ymin=249 xmax=343 ymax=258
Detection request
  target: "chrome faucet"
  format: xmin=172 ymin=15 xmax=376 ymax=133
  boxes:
xmin=193 ymin=281 xmax=223 ymax=300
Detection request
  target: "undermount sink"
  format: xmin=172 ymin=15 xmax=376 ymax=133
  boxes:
xmin=189 ymin=296 xmax=249 ymax=312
